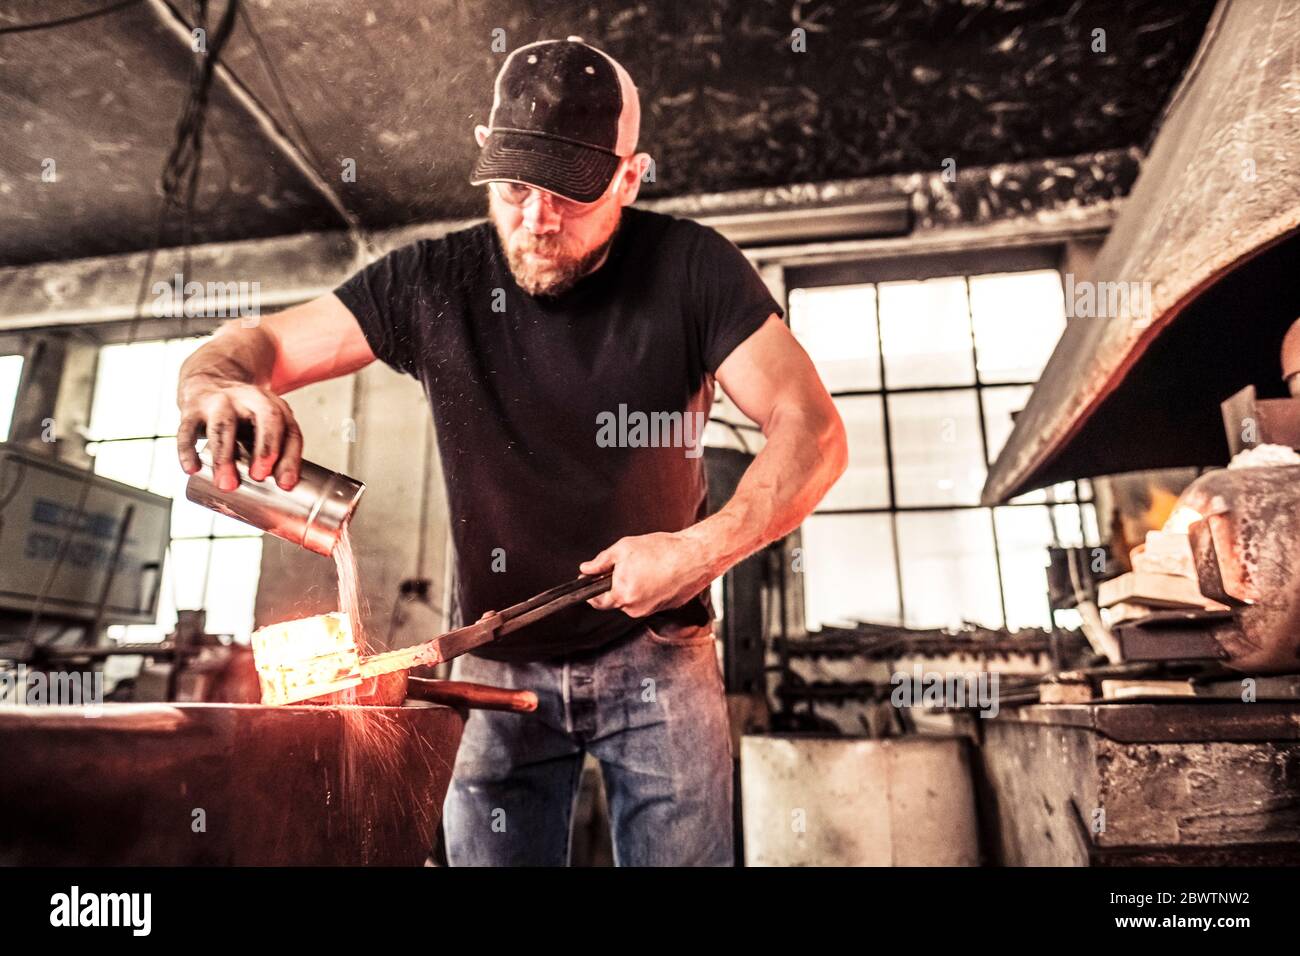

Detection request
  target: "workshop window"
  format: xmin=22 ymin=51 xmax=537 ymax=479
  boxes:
xmin=0 ymin=353 xmax=23 ymax=441
xmin=87 ymin=336 xmax=263 ymax=643
xmin=790 ymin=268 xmax=1097 ymax=634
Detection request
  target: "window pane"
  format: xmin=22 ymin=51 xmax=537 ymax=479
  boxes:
xmin=888 ymin=391 xmax=986 ymax=506
xmin=970 ymin=270 xmax=1066 ymax=383
xmin=801 ymin=514 xmax=898 ymax=630
xmin=787 ymin=268 xmax=1085 ymax=639
xmin=91 ymin=341 xmax=168 ymax=439
xmin=91 ymin=438 xmax=155 ymax=489
xmin=1083 ymin=503 xmax=1099 ymax=545
xmin=878 ymin=277 xmax=974 ymax=387
xmin=788 ymin=285 xmax=880 ymax=392
xmin=204 ymin=537 xmax=263 ymax=638
xmin=981 ymin=385 xmax=1033 ymax=466
xmin=140 ymin=436 xmax=176 ymax=496
xmin=152 ymin=436 xmax=215 ymax=538
xmin=1045 ymin=481 xmax=1079 ymax=503
xmin=1053 ymin=608 xmax=1084 ymax=630
xmin=820 ymin=396 xmax=888 ymax=510
xmin=993 ymin=506 xmax=1054 ymax=630
xmin=155 ymin=336 xmax=211 ymax=435
xmin=1052 ymin=503 xmax=1099 ymax=548
xmin=0 ymin=354 xmax=23 ymax=442
xmin=896 ymin=510 xmax=1001 ymax=629
xmin=86 ymin=337 xmax=265 ymax=646
xmin=1009 ymin=487 xmax=1048 ymax=505
xmin=1007 ymin=480 xmax=1080 ymax=507
xmin=168 ymin=538 xmax=211 ymax=612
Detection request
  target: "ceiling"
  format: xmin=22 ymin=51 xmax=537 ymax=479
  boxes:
xmin=0 ymin=0 xmax=1215 ymax=269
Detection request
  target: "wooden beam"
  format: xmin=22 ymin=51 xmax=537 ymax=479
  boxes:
xmin=0 ymin=149 xmax=1125 ymax=333
xmin=0 ymin=220 xmax=474 ymax=333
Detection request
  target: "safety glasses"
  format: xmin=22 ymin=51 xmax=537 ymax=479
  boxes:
xmin=489 ymin=159 xmax=626 ymax=217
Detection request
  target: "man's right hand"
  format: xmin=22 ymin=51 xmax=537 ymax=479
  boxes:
xmin=176 ymin=377 xmax=304 ymax=493
xmin=173 ymin=294 xmax=379 ymax=494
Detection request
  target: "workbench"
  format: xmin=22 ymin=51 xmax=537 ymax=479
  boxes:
xmin=974 ymin=701 xmax=1300 ymax=865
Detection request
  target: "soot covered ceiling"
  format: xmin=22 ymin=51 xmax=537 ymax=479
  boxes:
xmin=0 ymin=0 xmax=1215 ymax=268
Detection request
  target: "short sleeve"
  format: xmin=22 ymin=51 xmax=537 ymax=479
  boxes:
xmin=332 ymin=242 xmax=427 ymax=378
xmin=687 ymin=224 xmax=783 ymax=374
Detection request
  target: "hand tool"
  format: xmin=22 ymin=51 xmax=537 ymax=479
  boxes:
xmin=253 ymin=572 xmax=613 ymax=706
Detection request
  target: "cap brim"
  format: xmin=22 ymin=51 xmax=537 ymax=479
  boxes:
xmin=470 ymin=131 xmax=620 ymax=204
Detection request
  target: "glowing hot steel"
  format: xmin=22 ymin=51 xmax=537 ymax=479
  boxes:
xmin=252 ymin=611 xmax=443 ymax=706
xmin=252 ymin=612 xmax=361 ymax=706
xmin=252 ymin=526 xmax=415 ymax=706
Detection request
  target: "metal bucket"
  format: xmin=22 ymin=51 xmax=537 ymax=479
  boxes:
xmin=0 ymin=702 xmax=463 ymax=866
xmin=185 ymin=440 xmax=364 ymax=557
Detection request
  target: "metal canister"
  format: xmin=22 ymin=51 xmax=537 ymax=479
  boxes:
xmin=185 ymin=440 xmax=364 ymax=557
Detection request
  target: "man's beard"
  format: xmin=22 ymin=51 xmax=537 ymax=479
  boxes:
xmin=494 ymin=210 xmax=621 ymax=298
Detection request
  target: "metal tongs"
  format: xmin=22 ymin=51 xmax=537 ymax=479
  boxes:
xmin=302 ymin=572 xmax=614 ymax=708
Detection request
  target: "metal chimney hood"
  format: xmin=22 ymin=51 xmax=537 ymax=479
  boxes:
xmin=982 ymin=0 xmax=1300 ymax=505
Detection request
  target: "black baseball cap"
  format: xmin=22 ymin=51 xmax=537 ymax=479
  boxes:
xmin=470 ymin=37 xmax=640 ymax=204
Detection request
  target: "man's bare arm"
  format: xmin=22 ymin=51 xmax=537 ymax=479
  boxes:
xmin=686 ymin=314 xmax=848 ymax=570
xmin=176 ymin=292 xmax=375 ymax=492
xmin=583 ymin=314 xmax=847 ymax=617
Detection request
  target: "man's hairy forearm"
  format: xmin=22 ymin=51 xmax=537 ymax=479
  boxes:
xmin=680 ymin=402 xmax=847 ymax=578
xmin=177 ymin=322 xmax=277 ymax=404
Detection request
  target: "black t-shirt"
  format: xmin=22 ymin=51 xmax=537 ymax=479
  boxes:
xmin=333 ymin=207 xmax=781 ymax=662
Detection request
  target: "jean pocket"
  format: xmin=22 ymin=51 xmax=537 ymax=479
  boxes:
xmin=642 ymin=620 xmax=716 ymax=647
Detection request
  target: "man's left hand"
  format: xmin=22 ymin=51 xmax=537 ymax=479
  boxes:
xmin=580 ymin=531 xmax=718 ymax=618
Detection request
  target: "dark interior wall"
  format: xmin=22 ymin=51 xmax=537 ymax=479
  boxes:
xmin=0 ymin=0 xmax=1214 ymax=268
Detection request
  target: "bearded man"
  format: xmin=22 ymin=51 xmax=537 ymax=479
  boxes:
xmin=177 ymin=37 xmax=846 ymax=866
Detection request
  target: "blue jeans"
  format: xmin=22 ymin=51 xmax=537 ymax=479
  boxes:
xmin=442 ymin=620 xmax=734 ymax=866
